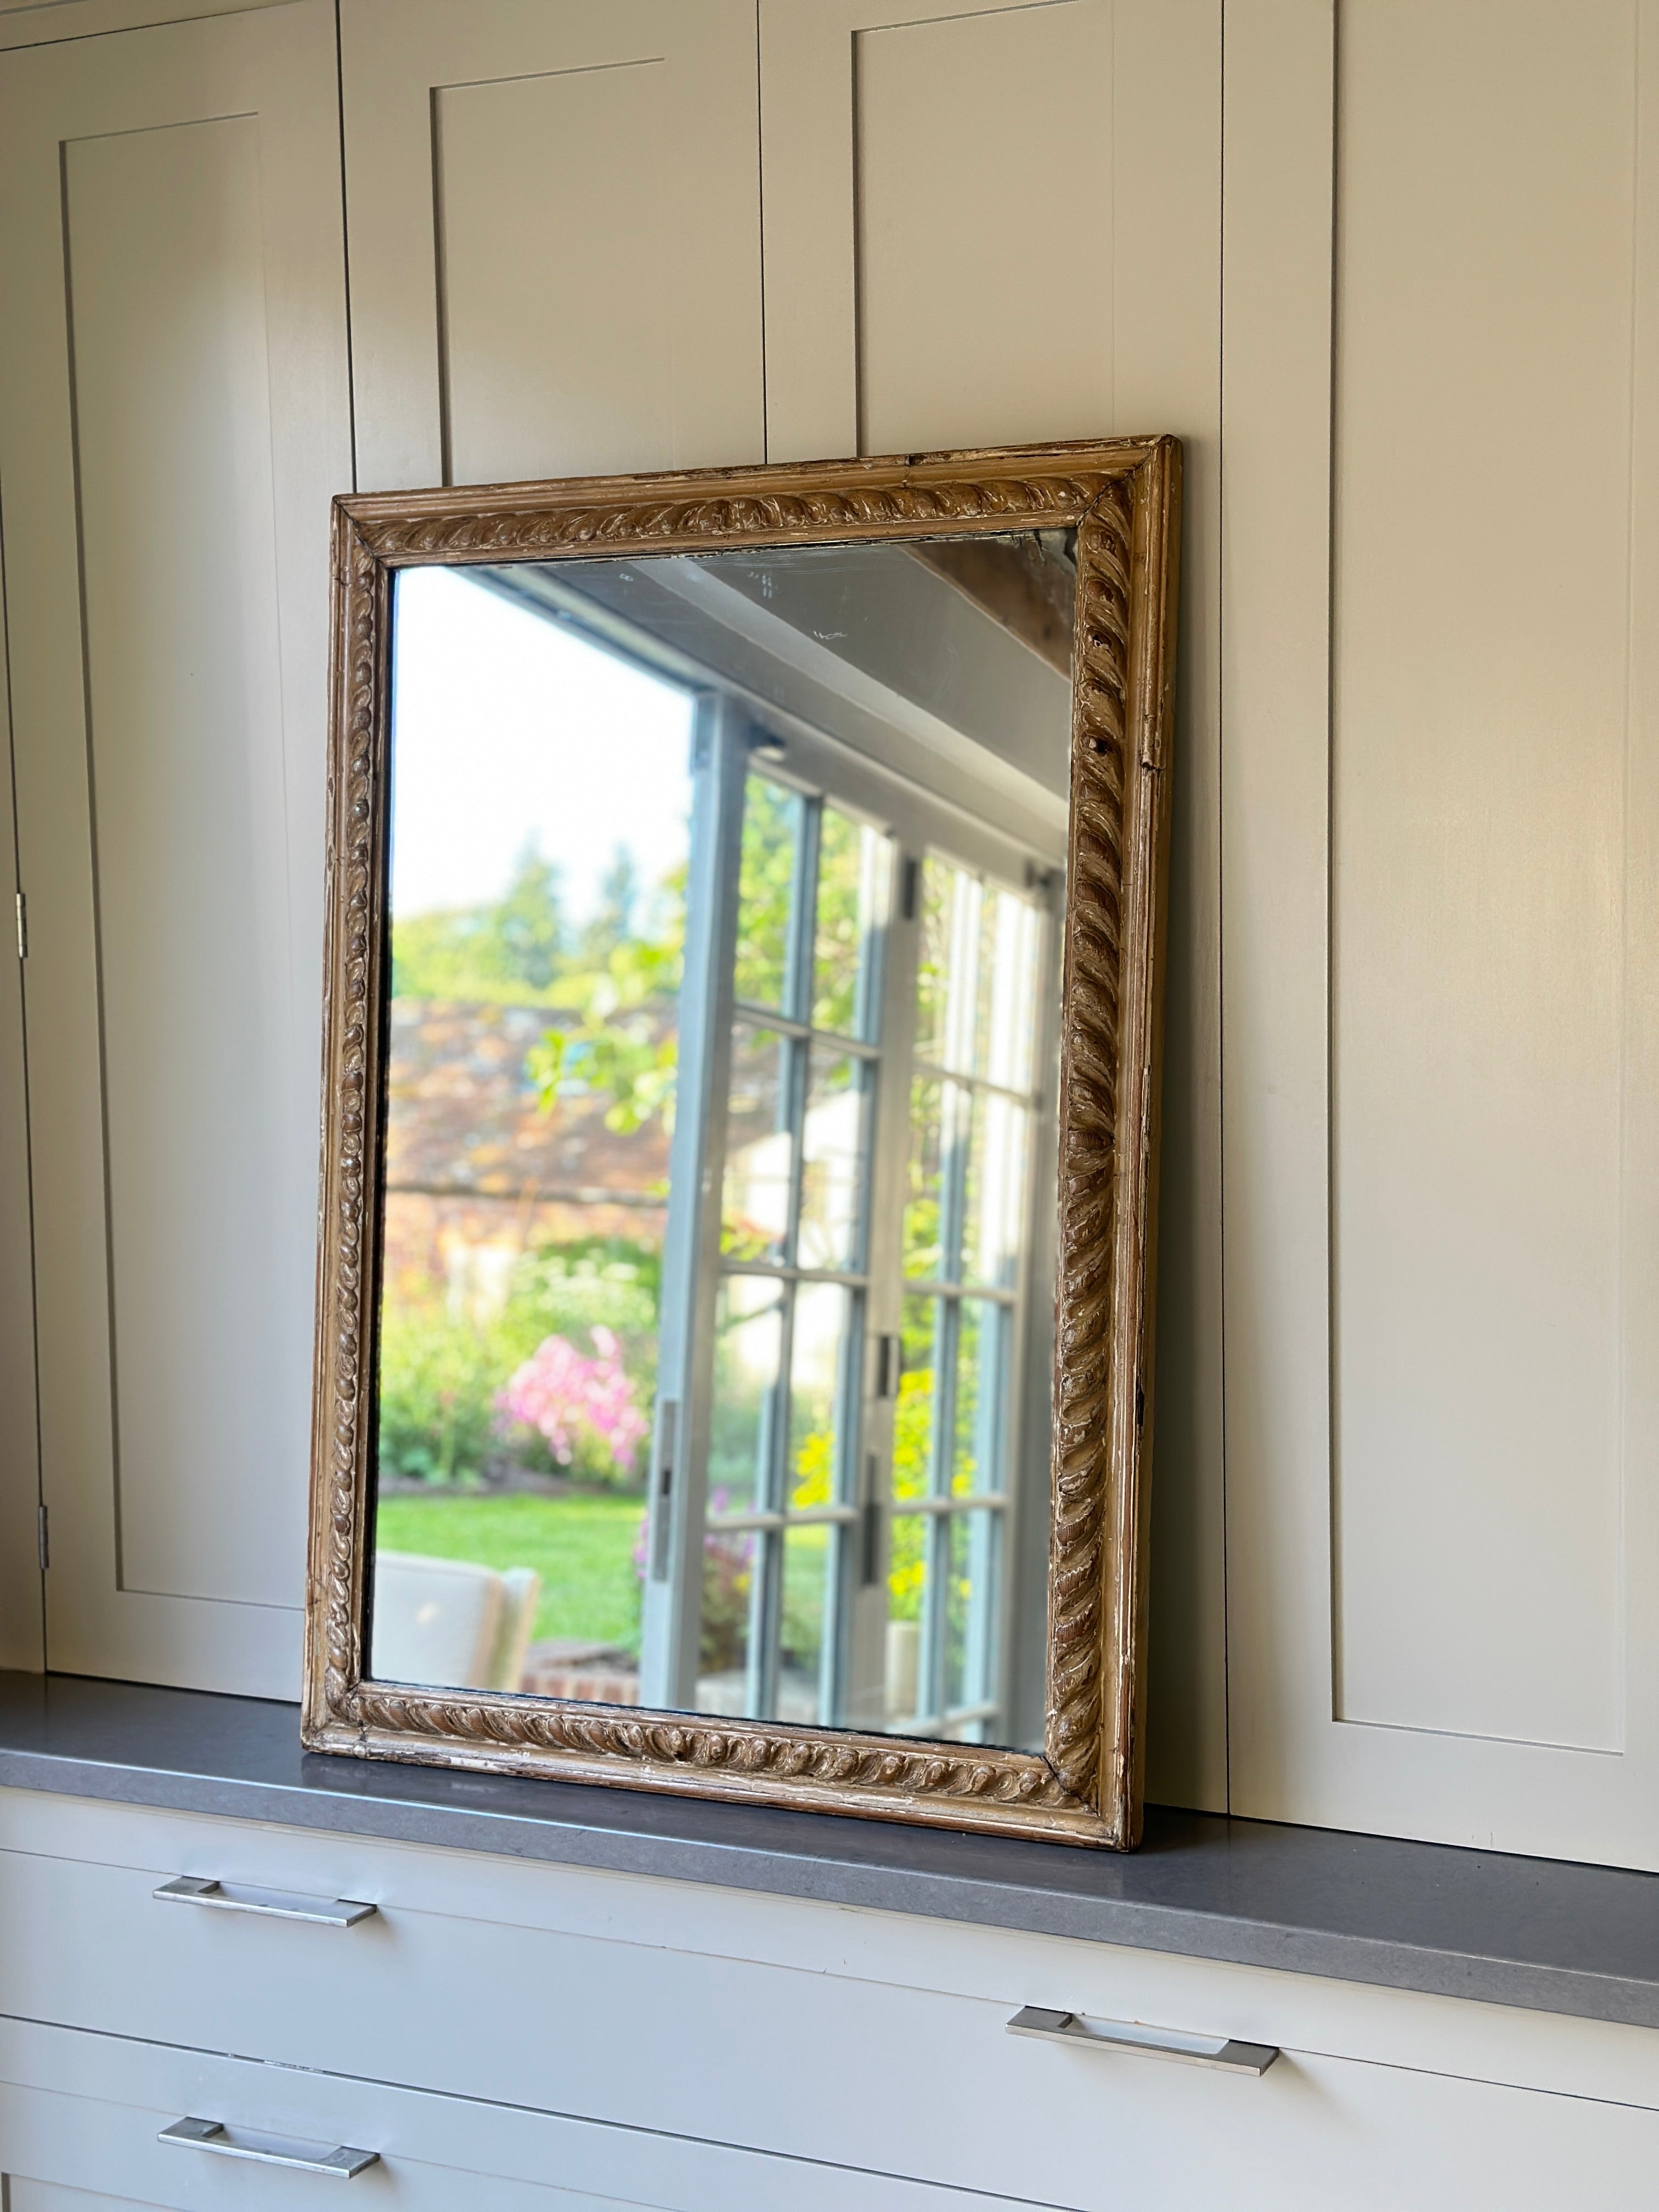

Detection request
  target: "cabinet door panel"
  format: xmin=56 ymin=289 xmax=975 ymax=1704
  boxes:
xmin=1223 ymin=0 xmax=1659 ymax=1858
xmin=853 ymin=1 xmax=1115 ymax=456
xmin=0 ymin=3 xmax=352 ymax=1694
xmin=758 ymin=0 xmax=1226 ymax=1804
xmin=341 ymin=0 xmax=764 ymax=492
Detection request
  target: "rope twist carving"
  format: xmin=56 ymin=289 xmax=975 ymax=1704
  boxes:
xmin=310 ymin=449 xmax=1163 ymax=1844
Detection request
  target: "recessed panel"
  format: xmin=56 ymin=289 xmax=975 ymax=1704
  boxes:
xmin=1331 ymin=1 xmax=1635 ymax=1747
xmin=65 ymin=117 xmax=307 ymax=1607
xmin=435 ymin=63 xmax=674 ymax=484
xmin=854 ymin=1 xmax=1113 ymax=454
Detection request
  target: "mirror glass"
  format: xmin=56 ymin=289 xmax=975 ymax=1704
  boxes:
xmin=368 ymin=533 xmax=1074 ymax=1750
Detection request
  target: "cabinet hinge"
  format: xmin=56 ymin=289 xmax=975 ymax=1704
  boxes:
xmin=14 ymin=891 xmax=25 ymax=961
xmin=37 ymin=1503 xmax=48 ymax=1572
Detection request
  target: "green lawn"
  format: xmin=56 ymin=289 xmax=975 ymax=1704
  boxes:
xmin=375 ymin=1491 xmax=646 ymax=1652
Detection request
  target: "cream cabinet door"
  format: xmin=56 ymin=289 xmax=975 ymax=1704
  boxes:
xmin=758 ymin=0 xmax=1226 ymax=1805
xmin=0 ymin=2 xmax=352 ymax=1696
xmin=340 ymin=0 xmax=765 ymax=493
xmin=0 ymin=567 xmax=41 ymax=1673
xmin=1223 ymin=0 xmax=1659 ymax=1864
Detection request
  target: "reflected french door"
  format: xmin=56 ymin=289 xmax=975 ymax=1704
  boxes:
xmin=640 ymin=706 xmax=1051 ymax=1743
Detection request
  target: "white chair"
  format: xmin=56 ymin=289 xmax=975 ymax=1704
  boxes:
xmin=489 ymin=1566 xmax=540 ymax=1692
xmin=371 ymin=1552 xmax=541 ymax=1693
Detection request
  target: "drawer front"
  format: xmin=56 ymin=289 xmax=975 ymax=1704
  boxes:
xmin=14 ymin=1785 xmax=1659 ymax=2117
xmin=9 ymin=1792 xmax=1659 ymax=2209
xmin=0 ymin=2018 xmax=1012 ymax=2212
xmin=5 ymin=2004 xmax=1659 ymax=2212
xmin=12 ymin=2188 xmax=169 ymax=2212
xmin=8 ymin=1864 xmax=1659 ymax=2212
xmin=12 ymin=2190 xmax=172 ymax=2212
xmin=1 ymin=1831 xmax=1311 ymax=2204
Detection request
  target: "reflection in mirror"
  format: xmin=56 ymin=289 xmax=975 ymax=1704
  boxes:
xmin=368 ymin=534 xmax=1074 ymax=1750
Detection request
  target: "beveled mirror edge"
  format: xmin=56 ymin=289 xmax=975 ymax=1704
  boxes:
xmin=302 ymin=437 xmax=1182 ymax=1850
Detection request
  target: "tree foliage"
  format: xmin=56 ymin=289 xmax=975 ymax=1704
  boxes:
xmin=527 ymin=930 xmax=682 ymax=1137
xmin=391 ymin=837 xmax=687 ymax=1137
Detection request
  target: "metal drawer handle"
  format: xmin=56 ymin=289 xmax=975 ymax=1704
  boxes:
xmin=154 ymin=1874 xmax=376 ymax=1927
xmin=160 ymin=2118 xmax=379 ymax=2177
xmin=1007 ymin=2005 xmax=1279 ymax=2076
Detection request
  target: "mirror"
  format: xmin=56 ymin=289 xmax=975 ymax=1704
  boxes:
xmin=307 ymin=442 xmax=1179 ymax=1848
xmin=371 ymin=534 xmax=1071 ymax=1746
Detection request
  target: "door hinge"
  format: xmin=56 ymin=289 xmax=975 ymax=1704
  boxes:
xmin=37 ymin=1503 xmax=48 ymax=1571
xmin=648 ymin=1400 xmax=678 ymax=1582
xmin=14 ymin=891 xmax=25 ymax=960
xmin=860 ymin=1491 xmax=882 ymax=1587
xmin=874 ymin=1334 xmax=902 ymax=1398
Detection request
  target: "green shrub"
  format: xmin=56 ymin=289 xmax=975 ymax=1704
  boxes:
xmin=375 ymin=1305 xmax=502 ymax=1485
xmin=376 ymin=1233 xmax=661 ymax=1489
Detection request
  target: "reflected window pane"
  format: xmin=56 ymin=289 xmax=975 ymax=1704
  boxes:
xmin=893 ymin=1294 xmax=940 ymax=1502
xmin=904 ymin=1077 xmax=945 ymax=1279
xmin=798 ymin=1052 xmax=868 ymax=1271
xmin=962 ymin=1091 xmax=1030 ymax=1291
xmin=695 ymin=1522 xmax=757 ymax=1715
xmin=944 ymin=1508 xmax=1000 ymax=1713
xmin=917 ymin=860 xmax=1042 ymax=1087
xmin=884 ymin=1515 xmax=927 ymax=1728
xmin=708 ymin=1275 xmax=785 ymax=1514
xmin=722 ymin=1023 xmax=794 ymax=1262
xmin=780 ymin=1521 xmax=832 ymax=1723
xmin=813 ymin=807 xmax=887 ymax=1039
xmin=928 ymin=862 xmax=980 ymax=1076
xmin=906 ymin=1077 xmax=973 ymax=1283
xmin=913 ymin=858 xmax=953 ymax=1069
xmin=787 ymin=1280 xmax=855 ymax=1507
xmin=734 ymin=774 xmax=803 ymax=1011
xmin=882 ymin=1590 xmax=923 ymax=1729
xmin=952 ymin=1299 xmax=1008 ymax=1496
xmin=981 ymin=884 xmax=1042 ymax=1091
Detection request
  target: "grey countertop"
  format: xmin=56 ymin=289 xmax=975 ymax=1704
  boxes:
xmin=3 ymin=1669 xmax=1658 ymax=2032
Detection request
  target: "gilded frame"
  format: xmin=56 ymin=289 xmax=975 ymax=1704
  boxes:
xmin=302 ymin=437 xmax=1181 ymax=1849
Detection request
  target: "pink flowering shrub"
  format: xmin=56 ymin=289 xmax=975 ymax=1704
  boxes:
xmin=498 ymin=1325 xmax=649 ymax=1480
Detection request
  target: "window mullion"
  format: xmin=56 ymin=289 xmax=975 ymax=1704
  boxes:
xmin=637 ymin=697 xmax=747 ymax=1714
xmin=921 ymin=870 xmax=979 ymax=1724
xmin=920 ymin=1292 xmax=959 ymax=1722
xmin=821 ymin=1308 xmax=861 ymax=1724
xmin=843 ymin=838 xmax=914 ymax=1730
xmin=785 ymin=792 xmax=821 ymax=1033
xmin=753 ymin=1282 xmax=793 ymax=1719
xmin=755 ymin=792 xmax=817 ymax=1723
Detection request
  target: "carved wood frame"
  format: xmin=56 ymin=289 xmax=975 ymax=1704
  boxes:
xmin=302 ymin=437 xmax=1181 ymax=1848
